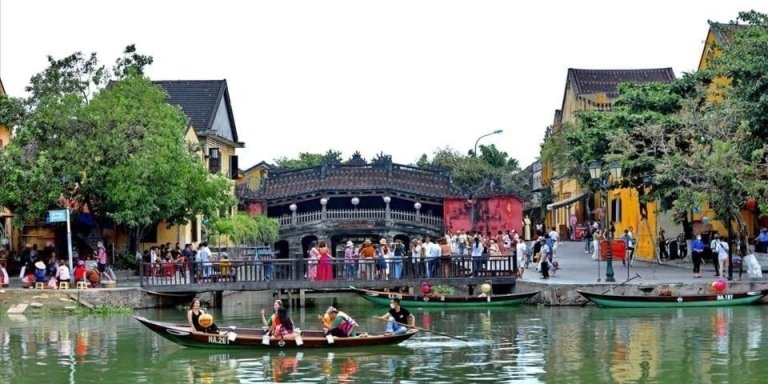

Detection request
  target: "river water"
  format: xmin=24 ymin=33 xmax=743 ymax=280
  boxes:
xmin=3 ymin=295 xmax=768 ymax=383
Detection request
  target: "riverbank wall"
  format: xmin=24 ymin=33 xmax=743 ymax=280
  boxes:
xmin=516 ymin=280 xmax=768 ymax=306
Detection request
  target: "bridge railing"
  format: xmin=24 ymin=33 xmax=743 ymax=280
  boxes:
xmin=273 ymin=208 xmax=443 ymax=228
xmin=139 ymin=255 xmax=518 ymax=287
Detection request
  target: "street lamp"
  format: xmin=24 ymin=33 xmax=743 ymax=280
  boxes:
xmin=474 ymin=129 xmax=503 ymax=157
xmin=589 ymin=160 xmax=622 ymax=283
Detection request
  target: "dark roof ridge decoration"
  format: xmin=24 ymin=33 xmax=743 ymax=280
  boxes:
xmin=568 ymin=68 xmax=676 ymax=99
xmin=346 ymin=151 xmax=367 ymax=166
xmin=152 ymin=79 xmax=240 ymax=143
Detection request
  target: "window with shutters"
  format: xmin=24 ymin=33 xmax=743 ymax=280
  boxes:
xmin=611 ymin=198 xmax=622 ymax=223
xmin=208 ymin=148 xmax=221 ymax=174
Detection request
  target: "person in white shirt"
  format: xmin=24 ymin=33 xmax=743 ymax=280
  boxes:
xmin=56 ymin=259 xmax=71 ymax=284
xmin=548 ymin=227 xmax=559 ymax=257
xmin=516 ymin=239 xmax=528 ymax=278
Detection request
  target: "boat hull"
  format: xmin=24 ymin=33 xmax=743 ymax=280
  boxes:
xmin=577 ymin=289 xmax=768 ymax=308
xmin=351 ymin=286 xmax=538 ymax=308
xmin=134 ymin=316 xmax=417 ymax=349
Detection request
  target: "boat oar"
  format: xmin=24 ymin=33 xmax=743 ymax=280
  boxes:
xmin=375 ymin=317 xmax=468 ymax=342
xmin=580 ymin=273 xmax=642 ymax=307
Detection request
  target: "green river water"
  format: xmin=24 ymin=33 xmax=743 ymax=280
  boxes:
xmin=2 ymin=296 xmax=768 ymax=383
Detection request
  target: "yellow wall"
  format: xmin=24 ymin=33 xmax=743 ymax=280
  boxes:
xmin=549 ymin=178 xmax=585 ymax=236
xmin=694 ymin=27 xmax=753 ymax=238
xmin=610 ymin=188 xmax=657 ymax=260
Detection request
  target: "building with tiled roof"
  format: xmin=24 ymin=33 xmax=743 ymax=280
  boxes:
xmin=239 ymin=153 xmax=524 ymax=259
xmin=147 ymin=79 xmax=243 ymax=246
xmin=542 ymin=67 xmax=676 ymax=248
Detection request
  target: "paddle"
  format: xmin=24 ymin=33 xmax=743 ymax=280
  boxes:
xmin=375 ymin=317 xmax=468 ymax=342
xmin=580 ymin=272 xmax=642 ymax=307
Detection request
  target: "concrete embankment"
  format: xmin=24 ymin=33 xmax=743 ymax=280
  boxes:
xmin=0 ymin=287 xmax=187 ymax=314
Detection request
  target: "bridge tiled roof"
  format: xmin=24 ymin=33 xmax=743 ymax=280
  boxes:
xmin=240 ymin=162 xmax=460 ymax=201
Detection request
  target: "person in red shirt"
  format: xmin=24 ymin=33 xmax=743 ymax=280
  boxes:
xmin=73 ymin=260 xmax=86 ymax=283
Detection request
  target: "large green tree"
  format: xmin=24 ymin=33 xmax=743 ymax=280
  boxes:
xmin=416 ymin=145 xmax=527 ymax=198
xmin=608 ymin=11 xmax=768 ymax=278
xmin=0 ymin=46 xmax=235 ymax=252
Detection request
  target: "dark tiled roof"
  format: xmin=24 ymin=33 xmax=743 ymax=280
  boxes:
xmin=709 ymin=22 xmax=746 ymax=47
xmin=153 ymin=80 xmax=238 ymax=141
xmin=569 ymin=68 xmax=676 ymax=98
xmin=241 ymin=163 xmax=460 ymax=201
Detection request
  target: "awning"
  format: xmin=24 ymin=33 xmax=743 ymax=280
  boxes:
xmin=547 ymin=191 xmax=589 ymax=211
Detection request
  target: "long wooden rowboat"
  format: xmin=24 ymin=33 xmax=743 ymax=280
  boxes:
xmin=134 ymin=316 xmax=417 ymax=349
xmin=577 ymin=289 xmax=768 ymax=308
xmin=350 ymin=286 xmax=539 ymax=308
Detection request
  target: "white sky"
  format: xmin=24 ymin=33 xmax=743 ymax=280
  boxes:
xmin=1 ymin=1 xmax=766 ymax=170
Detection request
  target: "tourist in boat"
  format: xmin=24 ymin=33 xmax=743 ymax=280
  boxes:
xmin=187 ymin=298 xmax=220 ymax=333
xmin=319 ymin=306 xmax=359 ymax=337
xmin=378 ymin=298 xmax=415 ymax=336
xmin=272 ymin=307 xmax=296 ymax=339
xmin=316 ymin=240 xmax=334 ymax=281
xmin=261 ymin=299 xmax=285 ymax=335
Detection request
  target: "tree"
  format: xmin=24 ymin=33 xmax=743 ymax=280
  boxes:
xmin=612 ymin=11 xmax=768 ymax=278
xmin=274 ymin=150 xmax=342 ymax=170
xmin=415 ymin=146 xmax=527 ymax=198
xmin=207 ymin=213 xmax=279 ymax=257
xmin=0 ymin=46 xmax=235 ymax=254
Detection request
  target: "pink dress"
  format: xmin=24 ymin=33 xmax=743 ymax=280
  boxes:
xmin=316 ymin=248 xmax=333 ymax=281
xmin=307 ymin=247 xmax=319 ymax=281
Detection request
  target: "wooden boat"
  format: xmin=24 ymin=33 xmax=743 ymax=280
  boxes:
xmin=577 ymin=289 xmax=768 ymax=308
xmin=350 ymin=286 xmax=539 ymax=308
xmin=134 ymin=316 xmax=417 ymax=349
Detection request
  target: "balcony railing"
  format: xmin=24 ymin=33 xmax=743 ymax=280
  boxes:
xmin=276 ymin=208 xmax=443 ymax=228
xmin=139 ymin=255 xmax=517 ymax=287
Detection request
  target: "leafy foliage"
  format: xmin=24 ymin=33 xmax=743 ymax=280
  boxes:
xmin=208 ymin=213 xmax=279 ymax=256
xmin=274 ymin=150 xmax=342 ymax=169
xmin=416 ymin=145 xmax=526 ymax=198
xmin=0 ymin=46 xmax=235 ymax=253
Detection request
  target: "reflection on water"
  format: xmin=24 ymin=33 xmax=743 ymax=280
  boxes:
xmin=3 ymin=300 xmax=768 ymax=383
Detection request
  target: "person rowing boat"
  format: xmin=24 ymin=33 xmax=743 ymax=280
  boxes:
xmin=318 ymin=306 xmax=359 ymax=337
xmin=377 ymin=298 xmax=415 ymax=335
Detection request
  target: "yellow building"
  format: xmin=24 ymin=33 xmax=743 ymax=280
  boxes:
xmin=141 ymin=80 xmax=244 ymax=248
xmin=0 ymin=78 xmax=12 ymax=249
xmin=544 ymin=68 xmax=675 ymax=259
xmin=691 ymin=22 xmax=759 ymax=238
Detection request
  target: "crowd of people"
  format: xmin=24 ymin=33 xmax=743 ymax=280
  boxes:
xmin=0 ymin=241 xmax=112 ymax=289
xmin=304 ymin=228 xmax=561 ymax=282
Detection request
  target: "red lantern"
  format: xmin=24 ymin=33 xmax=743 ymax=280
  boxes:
xmin=711 ymin=278 xmax=727 ymax=293
xmin=421 ymin=282 xmax=432 ymax=295
xmin=746 ymin=198 xmax=758 ymax=212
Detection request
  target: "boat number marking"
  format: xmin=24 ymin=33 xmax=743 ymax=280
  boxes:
xmin=208 ymin=335 xmax=230 ymax=345
xmin=386 ymin=294 xmax=403 ymax=299
xmin=716 ymin=295 xmax=733 ymax=300
xmin=677 ymin=297 xmax=683 ymax=302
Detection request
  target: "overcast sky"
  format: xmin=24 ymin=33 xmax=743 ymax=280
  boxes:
xmin=1 ymin=1 xmax=766 ymax=170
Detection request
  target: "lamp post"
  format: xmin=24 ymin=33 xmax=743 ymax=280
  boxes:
xmin=473 ymin=129 xmax=503 ymax=157
xmin=589 ymin=160 xmax=622 ymax=283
